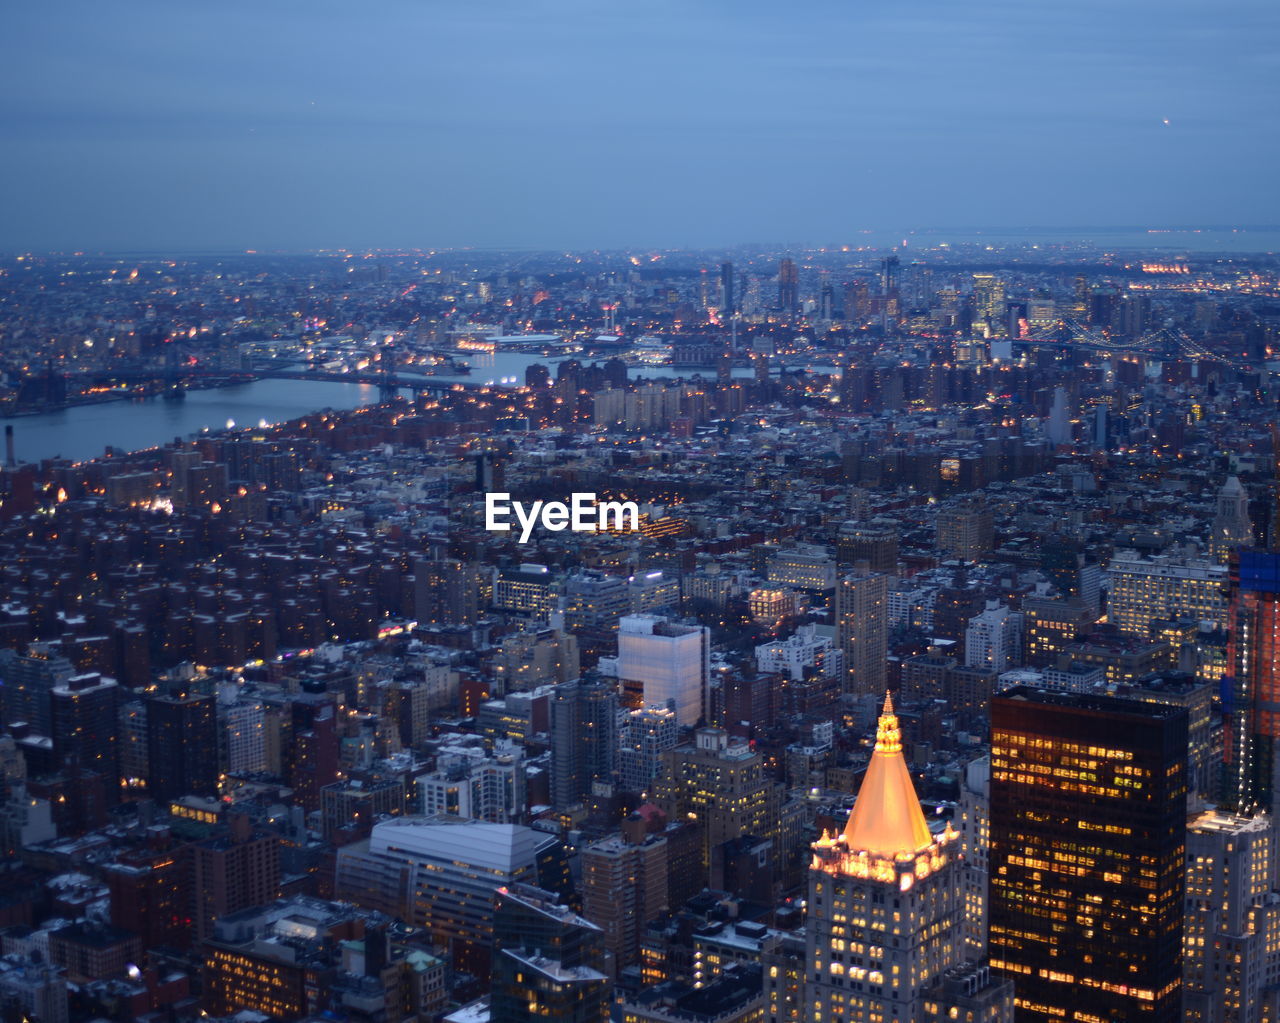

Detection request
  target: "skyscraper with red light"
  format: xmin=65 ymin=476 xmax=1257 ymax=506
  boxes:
xmin=1222 ymin=549 xmax=1280 ymax=814
xmin=105 ymin=839 xmax=191 ymax=951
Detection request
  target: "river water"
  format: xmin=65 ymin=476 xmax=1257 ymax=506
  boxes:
xmin=3 ymin=379 xmax=387 ymax=463
xmin=1 ymin=351 xmax=761 ymax=463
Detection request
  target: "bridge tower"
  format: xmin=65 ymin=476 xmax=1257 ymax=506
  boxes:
xmin=378 ymin=341 xmax=400 ymax=402
xmin=163 ymin=342 xmax=186 ymax=396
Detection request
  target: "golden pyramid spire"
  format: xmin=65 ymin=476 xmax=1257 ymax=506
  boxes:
xmin=842 ymin=691 xmax=933 ymax=857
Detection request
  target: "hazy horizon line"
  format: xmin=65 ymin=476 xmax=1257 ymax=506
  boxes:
xmin=6 ymin=223 xmax=1280 ymax=261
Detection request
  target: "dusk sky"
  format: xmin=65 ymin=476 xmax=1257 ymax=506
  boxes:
xmin=2 ymin=0 xmax=1277 ymax=252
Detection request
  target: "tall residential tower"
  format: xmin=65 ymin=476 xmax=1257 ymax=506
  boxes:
xmin=835 ymin=567 xmax=888 ymax=697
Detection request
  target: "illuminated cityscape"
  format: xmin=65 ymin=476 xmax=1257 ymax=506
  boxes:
xmin=0 ymin=235 xmax=1279 ymax=1021
xmin=3 ymin=2 xmax=1280 ymax=1022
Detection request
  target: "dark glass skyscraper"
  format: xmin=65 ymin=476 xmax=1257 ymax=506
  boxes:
xmin=1222 ymin=549 xmax=1280 ymax=814
xmin=881 ymin=254 xmax=899 ymax=295
xmin=719 ymin=261 xmax=735 ymax=317
xmin=990 ymin=688 xmax=1187 ymax=1023
xmin=491 ymin=884 xmax=611 ymax=1023
xmin=50 ymin=672 xmax=120 ymax=803
xmin=777 ymin=257 xmax=798 ymax=313
xmin=549 ymin=677 xmax=617 ymax=810
xmin=0 ymin=648 xmax=73 ymax=735
xmin=146 ymin=683 xmax=218 ymax=803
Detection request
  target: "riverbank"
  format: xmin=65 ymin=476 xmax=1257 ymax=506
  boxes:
xmin=0 ymin=349 xmax=784 ymax=463
xmin=0 ymin=373 xmax=261 ymax=419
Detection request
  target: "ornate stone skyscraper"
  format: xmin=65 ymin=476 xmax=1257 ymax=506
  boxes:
xmin=1212 ymin=475 xmax=1255 ymax=564
xmin=806 ymin=694 xmax=977 ymax=1023
xmin=1183 ymin=811 xmax=1280 ymax=1022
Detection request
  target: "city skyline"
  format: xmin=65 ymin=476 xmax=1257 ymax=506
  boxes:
xmin=2 ymin=4 xmax=1279 ymax=1021
xmin=0 ymin=241 xmax=1278 ymax=1020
